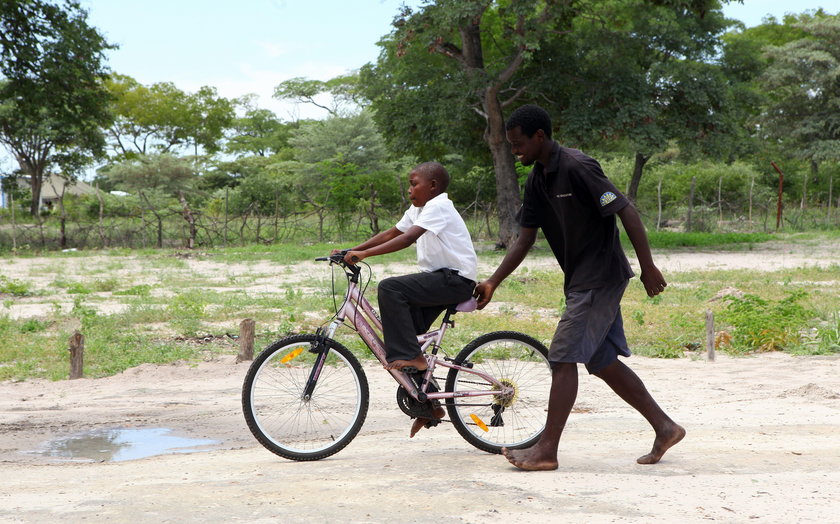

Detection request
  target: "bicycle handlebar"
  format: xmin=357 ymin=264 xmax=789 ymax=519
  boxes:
xmin=315 ymin=251 xmax=362 ymax=276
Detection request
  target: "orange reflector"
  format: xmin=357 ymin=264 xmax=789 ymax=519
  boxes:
xmin=470 ymin=414 xmax=489 ymax=432
xmin=280 ymin=347 xmax=303 ymax=364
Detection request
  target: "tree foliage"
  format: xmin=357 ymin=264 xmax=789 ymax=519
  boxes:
xmin=104 ymin=74 xmax=235 ymax=160
xmin=360 ymin=0 xmax=722 ymax=246
xmin=0 ymin=0 xmax=113 ymax=214
xmin=758 ymin=13 xmax=840 ymax=167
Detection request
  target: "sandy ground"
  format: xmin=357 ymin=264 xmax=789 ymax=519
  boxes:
xmin=2 ymin=353 xmax=839 ymax=523
xmin=2 ymin=240 xmax=840 ymax=523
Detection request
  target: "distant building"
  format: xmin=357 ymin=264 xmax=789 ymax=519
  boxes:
xmin=38 ymin=173 xmax=96 ymax=208
xmin=11 ymin=173 xmax=97 ymax=211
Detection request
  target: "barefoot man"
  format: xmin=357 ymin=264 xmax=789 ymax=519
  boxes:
xmin=474 ymin=104 xmax=685 ymax=471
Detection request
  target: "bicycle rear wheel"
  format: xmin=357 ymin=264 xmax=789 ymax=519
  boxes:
xmin=445 ymin=331 xmax=551 ymax=454
xmin=242 ymin=334 xmax=369 ymax=461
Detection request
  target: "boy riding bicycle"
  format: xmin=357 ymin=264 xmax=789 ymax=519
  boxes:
xmin=338 ymin=161 xmax=478 ymax=436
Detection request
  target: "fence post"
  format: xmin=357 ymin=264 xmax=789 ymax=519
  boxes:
xmin=69 ymin=331 xmax=84 ymax=379
xmin=236 ymin=319 xmax=256 ymax=363
xmin=705 ymin=310 xmax=715 ymax=362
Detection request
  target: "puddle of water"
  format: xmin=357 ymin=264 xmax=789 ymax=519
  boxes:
xmin=29 ymin=427 xmax=220 ymax=462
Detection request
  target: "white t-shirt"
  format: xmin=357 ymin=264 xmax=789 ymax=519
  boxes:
xmin=395 ymin=193 xmax=478 ymax=283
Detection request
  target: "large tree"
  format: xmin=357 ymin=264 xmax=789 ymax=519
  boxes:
xmin=361 ymin=0 xmax=719 ymax=247
xmin=758 ymin=13 xmax=840 ymax=186
xmin=104 ymin=74 xmax=234 ymax=160
xmin=0 ymin=0 xmax=113 ymax=215
xmin=552 ymin=1 xmax=733 ymax=202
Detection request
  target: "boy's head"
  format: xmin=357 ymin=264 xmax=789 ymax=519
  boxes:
xmin=408 ymin=161 xmax=449 ymax=207
xmin=505 ymin=104 xmax=553 ymax=166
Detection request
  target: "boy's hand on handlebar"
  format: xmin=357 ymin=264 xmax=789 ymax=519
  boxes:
xmin=343 ymin=250 xmax=364 ymax=265
xmin=474 ymin=280 xmax=497 ymax=310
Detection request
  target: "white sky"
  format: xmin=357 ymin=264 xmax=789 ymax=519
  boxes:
xmin=80 ymin=0 xmax=426 ymax=120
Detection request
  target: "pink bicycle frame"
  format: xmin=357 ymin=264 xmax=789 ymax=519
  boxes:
xmin=320 ymin=266 xmax=512 ymax=403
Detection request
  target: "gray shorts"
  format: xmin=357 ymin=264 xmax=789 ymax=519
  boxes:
xmin=548 ymin=279 xmax=631 ymax=374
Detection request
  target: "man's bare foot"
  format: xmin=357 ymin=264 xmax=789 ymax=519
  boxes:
xmin=409 ymin=405 xmax=445 ymax=438
xmin=385 ymin=354 xmax=428 ymax=371
xmin=501 ymin=446 xmax=558 ymax=471
xmin=637 ymin=423 xmax=686 ymax=464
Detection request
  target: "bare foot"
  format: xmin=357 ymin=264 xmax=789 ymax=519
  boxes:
xmin=409 ymin=405 xmax=445 ymax=438
xmin=385 ymin=354 xmax=428 ymax=371
xmin=636 ymin=423 xmax=686 ymax=464
xmin=501 ymin=446 xmax=558 ymax=471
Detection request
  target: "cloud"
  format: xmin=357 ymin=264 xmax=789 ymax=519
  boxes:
xmin=257 ymin=41 xmax=290 ymax=59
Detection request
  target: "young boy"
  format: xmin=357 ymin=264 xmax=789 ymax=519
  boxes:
xmin=475 ymin=104 xmax=684 ymax=470
xmin=341 ymin=161 xmax=478 ymax=436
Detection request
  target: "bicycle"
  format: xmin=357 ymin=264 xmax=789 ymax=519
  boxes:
xmin=242 ymin=252 xmax=553 ymax=461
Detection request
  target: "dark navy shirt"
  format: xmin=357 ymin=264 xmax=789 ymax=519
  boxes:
xmin=518 ymin=142 xmax=634 ymax=292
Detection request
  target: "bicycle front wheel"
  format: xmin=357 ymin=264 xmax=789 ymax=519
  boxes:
xmin=445 ymin=331 xmax=552 ymax=454
xmin=242 ymin=334 xmax=369 ymax=461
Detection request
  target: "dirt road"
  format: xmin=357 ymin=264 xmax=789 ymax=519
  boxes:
xmin=2 ymin=351 xmax=839 ymax=523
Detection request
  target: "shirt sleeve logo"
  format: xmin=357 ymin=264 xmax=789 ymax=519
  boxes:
xmin=599 ymin=192 xmax=617 ymax=207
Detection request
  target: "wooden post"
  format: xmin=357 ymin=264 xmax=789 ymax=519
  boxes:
xmin=236 ymin=319 xmax=256 ymax=363
xmin=705 ymin=310 xmax=715 ymax=362
xmin=69 ymin=331 xmax=84 ymax=379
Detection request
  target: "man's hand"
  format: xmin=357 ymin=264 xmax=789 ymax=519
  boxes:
xmin=474 ymin=280 xmax=498 ymax=310
xmin=639 ymin=264 xmax=667 ymax=297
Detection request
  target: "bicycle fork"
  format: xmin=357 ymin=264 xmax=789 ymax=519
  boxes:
xmin=301 ymin=321 xmax=341 ymax=400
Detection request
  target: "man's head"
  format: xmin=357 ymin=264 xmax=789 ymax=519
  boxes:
xmin=408 ymin=161 xmax=449 ymax=207
xmin=505 ymin=104 xmax=553 ymax=166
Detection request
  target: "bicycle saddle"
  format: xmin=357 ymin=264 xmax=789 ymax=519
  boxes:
xmin=455 ymin=297 xmax=478 ymax=313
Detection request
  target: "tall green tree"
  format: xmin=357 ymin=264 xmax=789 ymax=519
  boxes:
xmin=757 ymin=13 xmax=840 ymax=199
xmin=225 ymin=96 xmax=291 ymax=158
xmin=104 ymin=74 xmax=234 ymax=160
xmin=274 ymin=74 xmax=363 ymax=118
xmin=552 ymin=1 xmax=733 ymax=202
xmin=283 ymin=111 xmax=401 ymax=237
xmin=0 ymin=0 xmax=113 ymax=215
xmin=361 ymin=0 xmax=718 ymax=247
xmin=718 ymin=10 xmax=825 ymax=164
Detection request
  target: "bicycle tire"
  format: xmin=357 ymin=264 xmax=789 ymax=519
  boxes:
xmin=242 ymin=333 xmax=369 ymax=461
xmin=445 ymin=331 xmax=551 ymax=454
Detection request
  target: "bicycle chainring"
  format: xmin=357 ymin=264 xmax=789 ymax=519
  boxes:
xmin=396 ymin=373 xmax=441 ymax=419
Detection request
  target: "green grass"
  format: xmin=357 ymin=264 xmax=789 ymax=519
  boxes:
xmin=0 ymin=233 xmax=838 ymax=381
xmin=640 ymin=231 xmax=775 ymax=249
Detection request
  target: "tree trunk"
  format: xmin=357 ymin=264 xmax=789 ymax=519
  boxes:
xmin=29 ymin=168 xmax=42 ymax=216
xmin=453 ymin=13 xmax=523 ymax=248
xmin=482 ymin=92 xmax=521 ymax=248
xmin=96 ymin=184 xmax=107 ymax=248
xmin=627 ymin=152 xmax=650 ymax=203
xmin=368 ymin=184 xmax=380 ymax=234
xmin=179 ymin=191 xmax=197 ymax=249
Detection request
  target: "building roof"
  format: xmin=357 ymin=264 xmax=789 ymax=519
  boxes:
xmin=38 ymin=174 xmax=96 ymax=200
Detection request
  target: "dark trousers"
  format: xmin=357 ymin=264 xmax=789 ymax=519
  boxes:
xmin=377 ymin=269 xmax=475 ymax=362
